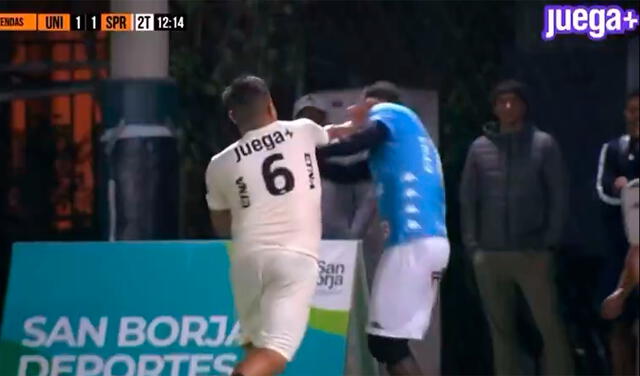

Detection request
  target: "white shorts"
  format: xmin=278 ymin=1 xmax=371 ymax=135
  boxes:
xmin=230 ymin=249 xmax=318 ymax=361
xmin=367 ymin=237 xmax=450 ymax=339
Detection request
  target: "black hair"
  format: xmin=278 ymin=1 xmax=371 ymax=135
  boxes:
xmin=222 ymin=75 xmax=271 ymax=123
xmin=363 ymin=81 xmax=401 ymax=103
xmin=628 ymin=89 xmax=639 ymax=102
xmin=490 ymin=79 xmax=529 ymax=107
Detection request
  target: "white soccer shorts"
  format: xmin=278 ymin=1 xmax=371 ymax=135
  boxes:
xmin=367 ymin=236 xmax=450 ymax=339
xmin=230 ymin=249 xmax=318 ymax=361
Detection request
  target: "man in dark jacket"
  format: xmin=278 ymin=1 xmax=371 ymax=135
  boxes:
xmin=460 ymin=80 xmax=574 ymax=375
xmin=596 ymin=90 xmax=639 ymax=376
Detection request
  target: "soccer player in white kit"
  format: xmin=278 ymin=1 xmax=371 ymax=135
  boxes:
xmin=205 ymin=76 xmax=358 ymax=376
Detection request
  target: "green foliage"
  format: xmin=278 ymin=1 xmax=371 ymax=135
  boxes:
xmin=169 ymin=0 xmax=306 ymax=238
xmin=170 ymin=1 xmax=511 ymax=168
xmin=170 ymin=0 xmax=305 ymax=160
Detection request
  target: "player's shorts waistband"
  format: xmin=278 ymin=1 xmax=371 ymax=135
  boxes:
xmin=230 ymin=245 xmax=319 ymax=261
xmin=386 ymin=235 xmax=449 ymax=249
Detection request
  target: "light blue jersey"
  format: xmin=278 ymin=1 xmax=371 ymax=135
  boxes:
xmin=368 ymin=103 xmax=447 ymax=247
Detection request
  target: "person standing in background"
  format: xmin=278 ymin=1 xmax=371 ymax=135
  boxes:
xmin=293 ymin=94 xmax=377 ymax=241
xmin=459 ymin=80 xmax=574 ymax=375
xmin=596 ymin=90 xmax=639 ymax=376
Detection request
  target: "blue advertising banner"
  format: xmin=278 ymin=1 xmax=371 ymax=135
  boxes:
xmin=0 ymin=241 xmax=360 ymax=376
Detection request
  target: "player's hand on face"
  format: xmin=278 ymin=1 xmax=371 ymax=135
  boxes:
xmin=601 ymin=289 xmax=625 ymax=320
xmin=348 ymin=98 xmax=377 ymax=127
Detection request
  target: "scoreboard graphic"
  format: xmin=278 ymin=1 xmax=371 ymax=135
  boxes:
xmin=0 ymin=13 xmax=185 ymax=31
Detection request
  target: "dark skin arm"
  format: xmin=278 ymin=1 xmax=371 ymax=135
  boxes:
xmin=317 ymin=120 xmax=389 ymax=158
xmin=316 ymin=121 xmax=389 ymax=183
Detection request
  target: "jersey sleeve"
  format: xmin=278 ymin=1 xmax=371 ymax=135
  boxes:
xmin=368 ymin=107 xmax=398 ymax=139
xmin=369 ymin=104 xmax=421 ymax=141
xmin=305 ymin=119 xmax=330 ymax=146
xmin=205 ymin=161 xmax=230 ymax=211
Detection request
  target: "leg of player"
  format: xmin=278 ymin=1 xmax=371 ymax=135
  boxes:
xmin=386 ymin=352 xmax=423 ymax=376
xmin=232 ymin=347 xmax=287 ymax=376
xmin=368 ymin=335 xmax=423 ymax=376
xmin=232 ymin=343 xmax=283 ymax=376
xmin=367 ymin=238 xmax=449 ymax=376
xmin=233 ymin=250 xmax=317 ymax=376
xmin=231 ymin=337 xmax=287 ymax=376
xmin=231 ymin=257 xmax=282 ymax=376
xmin=609 ymin=322 xmax=636 ymax=376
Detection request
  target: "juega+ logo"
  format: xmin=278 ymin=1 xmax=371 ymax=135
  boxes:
xmin=542 ymin=5 xmax=639 ymax=41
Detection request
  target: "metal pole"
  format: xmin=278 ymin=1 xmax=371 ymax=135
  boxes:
xmin=98 ymin=0 xmax=178 ymax=240
xmin=110 ymin=0 xmax=168 ymax=79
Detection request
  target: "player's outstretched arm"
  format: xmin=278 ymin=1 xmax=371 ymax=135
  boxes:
xmin=318 ymin=120 xmax=389 ymax=158
xmin=325 ymin=121 xmax=356 ymax=140
xmin=324 ymin=98 xmax=377 ymax=140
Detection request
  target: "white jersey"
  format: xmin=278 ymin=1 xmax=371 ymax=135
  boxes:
xmin=205 ymin=119 xmax=329 ymax=258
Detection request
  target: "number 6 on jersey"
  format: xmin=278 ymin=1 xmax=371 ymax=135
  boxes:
xmin=262 ymin=153 xmax=295 ymax=196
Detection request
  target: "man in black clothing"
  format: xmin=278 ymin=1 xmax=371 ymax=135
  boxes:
xmin=596 ymin=90 xmax=639 ymax=376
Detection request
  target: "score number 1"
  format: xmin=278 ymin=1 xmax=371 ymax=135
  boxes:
xmin=71 ymin=14 xmax=101 ymax=31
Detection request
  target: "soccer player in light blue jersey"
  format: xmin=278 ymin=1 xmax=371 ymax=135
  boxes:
xmin=317 ymin=81 xmax=450 ymax=376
